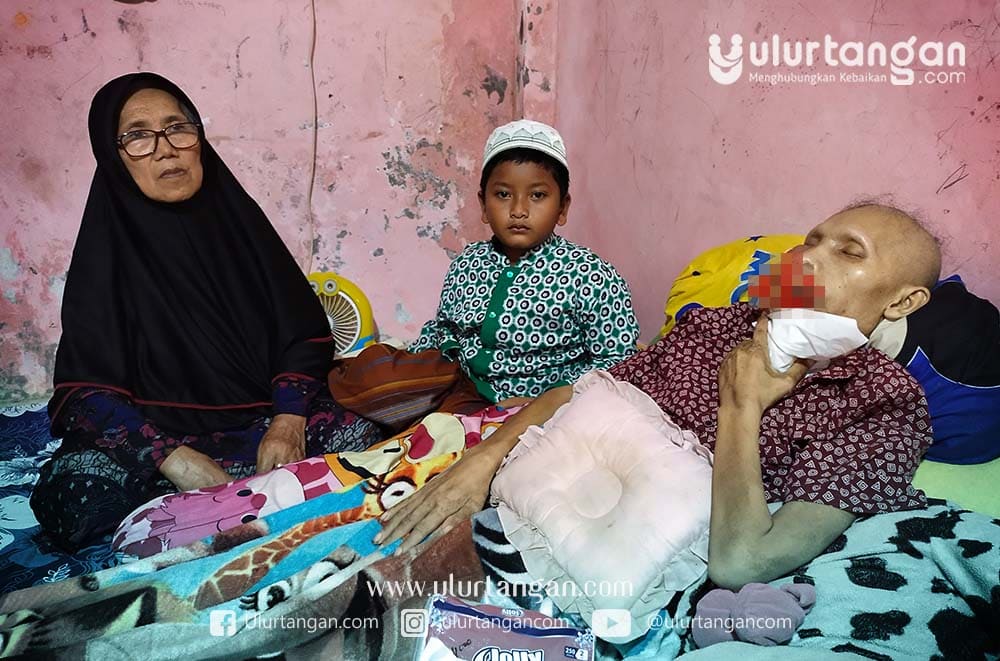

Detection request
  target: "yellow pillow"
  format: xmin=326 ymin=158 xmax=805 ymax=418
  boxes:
xmin=659 ymin=234 xmax=805 ymax=338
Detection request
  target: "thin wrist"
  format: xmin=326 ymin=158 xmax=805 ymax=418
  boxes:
xmin=717 ymin=401 xmax=764 ymax=450
xmin=720 ymin=399 xmax=765 ymax=421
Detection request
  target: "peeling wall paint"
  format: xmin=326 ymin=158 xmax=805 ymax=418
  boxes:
xmin=307 ymin=0 xmax=518 ymax=352
xmin=555 ymin=0 xmax=1000 ymax=337
xmin=519 ymin=0 xmax=558 ymax=122
xmin=0 ymin=0 xmax=518 ymax=402
xmin=2 ymin=0 xmax=998 ymax=402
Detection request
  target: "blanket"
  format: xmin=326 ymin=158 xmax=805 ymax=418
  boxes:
xmin=474 ymin=502 xmax=1000 ymax=660
xmin=113 ymin=405 xmax=518 ymax=558
xmin=0 ymin=516 xmax=486 ymax=660
xmin=670 ymin=499 xmax=1000 ymax=660
xmin=0 ymin=404 xmax=121 ymax=594
xmin=0 ymin=406 xmax=517 ymax=659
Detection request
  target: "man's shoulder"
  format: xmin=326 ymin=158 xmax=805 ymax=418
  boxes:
xmin=678 ymin=302 xmax=758 ymax=335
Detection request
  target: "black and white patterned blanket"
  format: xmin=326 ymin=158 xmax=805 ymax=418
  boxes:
xmin=474 ymin=501 xmax=1000 ymax=660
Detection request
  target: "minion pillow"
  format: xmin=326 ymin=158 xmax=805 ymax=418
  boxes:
xmin=659 ymin=234 xmax=805 ymax=339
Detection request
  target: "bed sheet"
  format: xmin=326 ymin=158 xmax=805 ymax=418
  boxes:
xmin=0 ymin=403 xmax=120 ymax=594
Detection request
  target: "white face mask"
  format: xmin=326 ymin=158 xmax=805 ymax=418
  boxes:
xmin=763 ymin=309 xmax=869 ymax=373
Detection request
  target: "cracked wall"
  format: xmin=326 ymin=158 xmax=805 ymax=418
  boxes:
xmin=0 ymin=0 xmax=521 ymax=402
xmin=2 ymin=0 xmax=997 ymax=401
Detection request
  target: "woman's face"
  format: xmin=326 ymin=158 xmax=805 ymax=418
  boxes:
xmin=117 ymin=88 xmax=203 ymax=202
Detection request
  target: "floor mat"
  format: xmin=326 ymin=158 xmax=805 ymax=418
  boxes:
xmin=0 ymin=403 xmax=120 ymax=593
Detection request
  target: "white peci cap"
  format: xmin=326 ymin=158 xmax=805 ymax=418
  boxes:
xmin=481 ymin=119 xmax=568 ymax=174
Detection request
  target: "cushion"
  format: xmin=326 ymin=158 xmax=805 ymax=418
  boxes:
xmin=911 ymin=455 xmax=1000 ymax=516
xmin=659 ymin=234 xmax=804 ymax=338
xmin=891 ymin=276 xmax=1000 ymax=464
xmin=489 ymin=370 xmax=713 ymax=643
xmin=327 ymin=344 xmax=488 ymax=431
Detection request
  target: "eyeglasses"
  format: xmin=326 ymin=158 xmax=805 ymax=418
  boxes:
xmin=116 ymin=122 xmax=202 ymax=157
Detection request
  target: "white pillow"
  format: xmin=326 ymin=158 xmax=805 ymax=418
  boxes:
xmin=490 ymin=370 xmax=713 ymax=642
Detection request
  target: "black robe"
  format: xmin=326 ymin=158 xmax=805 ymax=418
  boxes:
xmin=50 ymin=72 xmax=333 ymax=434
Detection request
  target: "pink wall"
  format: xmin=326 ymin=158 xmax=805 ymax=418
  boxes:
xmin=0 ymin=1 xmax=522 ymax=402
xmin=555 ymin=0 xmax=1000 ymax=337
xmin=1 ymin=0 xmax=998 ymax=402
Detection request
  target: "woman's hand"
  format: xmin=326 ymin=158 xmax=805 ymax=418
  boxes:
xmin=718 ymin=314 xmax=810 ymax=414
xmin=159 ymin=445 xmax=231 ymax=491
xmin=256 ymin=414 xmax=307 ymax=473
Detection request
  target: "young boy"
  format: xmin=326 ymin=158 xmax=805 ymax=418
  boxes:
xmin=409 ymin=119 xmax=639 ymax=402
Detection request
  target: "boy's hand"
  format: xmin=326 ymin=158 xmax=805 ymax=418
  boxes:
xmin=374 ymin=444 xmax=504 ymax=554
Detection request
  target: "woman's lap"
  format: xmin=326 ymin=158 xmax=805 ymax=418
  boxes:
xmin=31 ymin=393 xmax=384 ymax=550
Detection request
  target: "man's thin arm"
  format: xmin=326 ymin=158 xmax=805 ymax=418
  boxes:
xmin=469 ymin=384 xmax=574 ymax=469
xmin=709 ymin=402 xmax=854 ymax=589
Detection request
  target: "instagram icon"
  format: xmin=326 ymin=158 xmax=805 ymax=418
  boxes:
xmin=400 ymin=608 xmax=428 ymax=638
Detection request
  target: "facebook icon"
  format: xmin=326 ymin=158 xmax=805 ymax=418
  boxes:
xmin=209 ymin=609 xmax=238 ymax=637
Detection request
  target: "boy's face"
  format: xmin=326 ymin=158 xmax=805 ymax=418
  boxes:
xmin=479 ymin=159 xmax=570 ymax=263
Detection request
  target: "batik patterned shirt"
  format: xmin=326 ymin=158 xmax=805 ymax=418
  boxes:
xmin=609 ymin=303 xmax=933 ymax=515
xmin=411 ymin=234 xmax=639 ymax=401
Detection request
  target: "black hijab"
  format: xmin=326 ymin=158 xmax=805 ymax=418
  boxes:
xmin=50 ymin=73 xmax=333 ymax=434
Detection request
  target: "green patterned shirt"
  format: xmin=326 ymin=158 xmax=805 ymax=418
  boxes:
xmin=410 ymin=234 xmax=639 ymax=401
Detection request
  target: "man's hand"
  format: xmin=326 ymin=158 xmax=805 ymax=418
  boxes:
xmin=711 ymin=314 xmax=854 ymax=590
xmin=373 ymin=384 xmax=574 ymax=555
xmin=718 ymin=313 xmax=809 ymax=413
xmin=160 ymin=445 xmax=232 ymax=491
xmin=256 ymin=414 xmax=307 ymax=473
xmin=374 ymin=442 xmax=505 ymax=554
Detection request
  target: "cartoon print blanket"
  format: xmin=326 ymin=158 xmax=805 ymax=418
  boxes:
xmin=113 ymin=405 xmax=519 ymax=558
xmin=0 ymin=406 xmax=518 ymax=659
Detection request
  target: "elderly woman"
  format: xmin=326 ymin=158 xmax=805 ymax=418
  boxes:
xmin=30 ymin=73 xmax=382 ymax=550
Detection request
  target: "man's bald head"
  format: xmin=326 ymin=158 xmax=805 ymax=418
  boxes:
xmin=838 ymin=201 xmax=941 ymax=290
xmin=799 ymin=202 xmax=940 ymax=335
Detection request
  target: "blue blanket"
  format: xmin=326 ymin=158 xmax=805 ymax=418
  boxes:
xmin=0 ymin=404 xmax=121 ymax=593
xmin=473 ymin=502 xmax=1000 ymax=660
